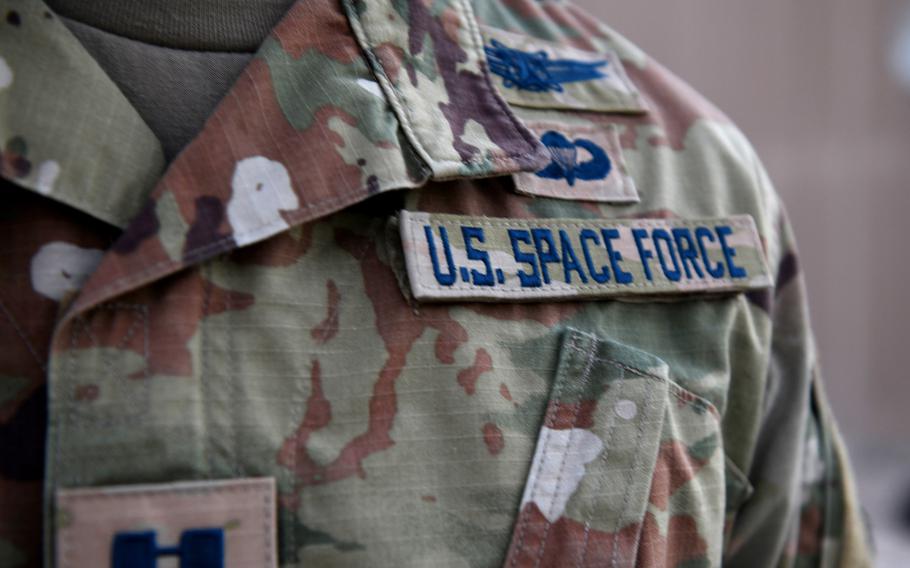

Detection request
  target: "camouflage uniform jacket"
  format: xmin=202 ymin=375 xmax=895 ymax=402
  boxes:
xmin=0 ymin=0 xmax=873 ymax=566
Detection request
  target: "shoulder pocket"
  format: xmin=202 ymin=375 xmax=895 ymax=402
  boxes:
xmin=503 ymin=328 xmax=726 ymax=567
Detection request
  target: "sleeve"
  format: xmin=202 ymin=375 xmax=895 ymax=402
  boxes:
xmin=722 ymin=202 xmax=875 ymax=567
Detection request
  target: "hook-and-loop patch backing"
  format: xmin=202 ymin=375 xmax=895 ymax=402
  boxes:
xmin=399 ymin=211 xmax=772 ymax=302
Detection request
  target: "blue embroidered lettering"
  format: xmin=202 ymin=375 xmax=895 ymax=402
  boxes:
xmin=558 ymin=229 xmax=589 ymax=284
xmin=535 ymin=131 xmax=612 ymax=187
xmin=508 ymin=229 xmax=542 ymax=287
xmin=424 ymin=225 xmax=457 ymax=286
xmin=461 ymin=226 xmax=495 ymax=287
xmin=652 ymin=228 xmax=682 ymax=282
xmin=602 ymin=228 xmax=633 ymax=284
xmin=672 ymin=228 xmax=705 ymax=279
xmin=632 ymin=228 xmax=654 ymax=281
xmin=579 ymin=229 xmax=610 ymax=283
xmin=531 ymin=228 xmax=560 ymax=284
xmin=716 ymin=225 xmax=747 ymax=278
xmin=695 ymin=227 xmax=724 ymax=278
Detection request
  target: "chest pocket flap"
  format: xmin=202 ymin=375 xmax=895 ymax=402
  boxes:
xmin=504 ymin=329 xmax=725 ymax=567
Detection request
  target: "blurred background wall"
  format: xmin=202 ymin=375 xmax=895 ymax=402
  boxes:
xmin=578 ymin=0 xmax=910 ymax=563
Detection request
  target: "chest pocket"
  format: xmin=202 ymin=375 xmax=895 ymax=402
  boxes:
xmin=503 ymin=329 xmax=725 ymax=568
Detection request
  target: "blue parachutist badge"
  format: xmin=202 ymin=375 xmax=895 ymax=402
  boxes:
xmin=535 ymin=130 xmax=612 ymax=186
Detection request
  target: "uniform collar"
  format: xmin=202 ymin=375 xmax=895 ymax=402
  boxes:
xmin=0 ymin=0 xmax=550 ymax=315
xmin=0 ymin=0 xmax=165 ymax=229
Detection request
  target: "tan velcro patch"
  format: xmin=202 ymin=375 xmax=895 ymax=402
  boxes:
xmin=56 ymin=477 xmax=276 ymax=568
xmin=514 ymin=122 xmax=639 ymax=203
xmin=399 ymin=211 xmax=771 ymax=302
xmin=479 ymin=25 xmax=648 ymax=113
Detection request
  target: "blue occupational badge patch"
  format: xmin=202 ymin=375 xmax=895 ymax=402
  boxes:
xmin=513 ymin=122 xmax=638 ymax=203
xmin=479 ymin=26 xmax=648 ymax=113
xmin=536 ymin=130 xmax=612 ymax=186
xmin=484 ymin=39 xmax=609 ymax=92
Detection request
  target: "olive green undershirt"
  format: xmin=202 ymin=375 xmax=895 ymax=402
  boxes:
xmin=50 ymin=0 xmax=296 ymax=160
xmin=46 ymin=0 xmax=295 ymax=52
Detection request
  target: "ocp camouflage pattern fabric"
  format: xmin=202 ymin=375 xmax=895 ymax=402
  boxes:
xmin=0 ymin=0 xmax=873 ymax=566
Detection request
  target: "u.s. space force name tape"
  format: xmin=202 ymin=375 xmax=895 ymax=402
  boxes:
xmin=399 ymin=211 xmax=772 ymax=302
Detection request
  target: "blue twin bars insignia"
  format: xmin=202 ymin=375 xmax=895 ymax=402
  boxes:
xmin=55 ymin=478 xmax=276 ymax=568
xmin=112 ymin=528 xmax=225 ymax=568
xmin=484 ymin=39 xmax=609 ymax=92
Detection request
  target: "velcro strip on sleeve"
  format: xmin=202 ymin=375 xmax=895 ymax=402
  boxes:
xmin=399 ymin=211 xmax=771 ymax=302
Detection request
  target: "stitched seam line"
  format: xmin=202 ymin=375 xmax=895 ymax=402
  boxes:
xmin=56 ymin=305 xmax=158 ymax=568
xmin=609 ymin=372 xmax=658 ymax=568
xmin=55 ymin=321 xmax=84 ymax=568
xmin=603 ymin=360 xmax=717 ymax=414
xmin=409 ymin=214 xmax=756 ymax=230
xmin=512 ymin=185 xmax=638 ymax=201
xmin=509 ymin=334 xmax=582 ymax=566
xmin=575 ymin=370 xmax=626 ymax=567
xmin=563 ymin=343 xmax=720 ymax=417
xmin=54 ymin=304 xmax=151 ymax=431
xmin=263 ymin=482 xmax=273 ymax=567
xmin=59 ymin=481 xmax=270 ymax=501
xmin=225 ymin=278 xmax=240 ymax=476
xmin=404 ymin=214 xmax=758 ymax=241
xmin=416 ymin=279 xmax=758 ymax=292
xmin=531 ymin=337 xmax=597 ymax=568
